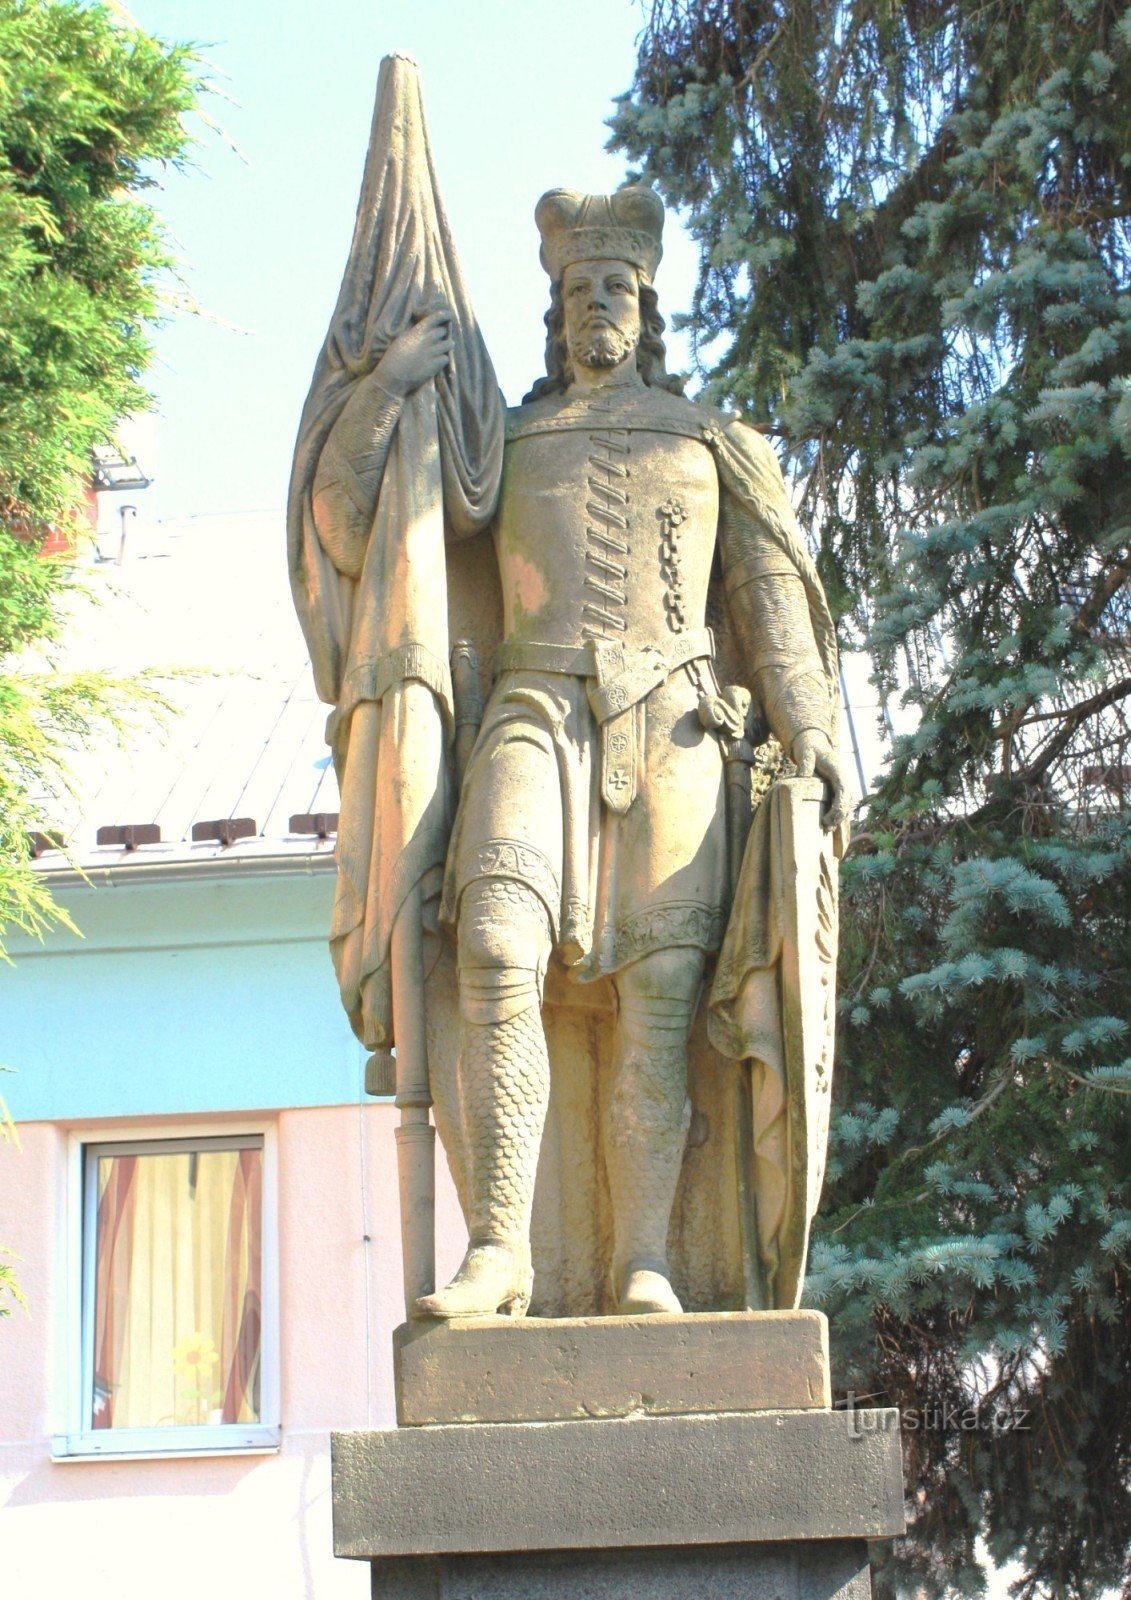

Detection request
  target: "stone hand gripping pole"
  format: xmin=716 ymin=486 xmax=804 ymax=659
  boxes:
xmin=287 ymin=55 xmax=503 ymax=1315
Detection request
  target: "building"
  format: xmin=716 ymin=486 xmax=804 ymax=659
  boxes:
xmin=0 ymin=510 xmax=465 ymax=1599
xmin=1 ymin=491 xmax=895 ymax=1597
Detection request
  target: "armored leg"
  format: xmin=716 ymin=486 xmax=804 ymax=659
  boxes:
xmin=605 ymin=947 xmax=706 ymax=1314
xmin=413 ymin=877 xmax=553 ymax=1319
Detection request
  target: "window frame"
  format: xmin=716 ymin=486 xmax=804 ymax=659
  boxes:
xmin=54 ymin=1122 xmax=280 ymax=1461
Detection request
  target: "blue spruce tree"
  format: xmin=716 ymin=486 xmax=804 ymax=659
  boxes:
xmin=613 ymin=4 xmax=1130 ymax=1596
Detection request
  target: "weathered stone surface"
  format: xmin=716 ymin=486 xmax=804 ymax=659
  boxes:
xmin=369 ymin=1538 xmax=872 ymax=1599
xmin=291 ymin=53 xmax=859 ymax=1323
xmin=394 ymin=1310 xmax=831 ymax=1425
xmin=332 ymin=1409 xmax=905 ymax=1559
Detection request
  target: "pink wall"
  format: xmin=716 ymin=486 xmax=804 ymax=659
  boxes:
xmin=0 ymin=1104 xmax=467 ymax=1599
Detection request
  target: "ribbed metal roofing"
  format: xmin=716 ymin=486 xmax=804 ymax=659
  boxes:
xmin=31 ymin=510 xmax=339 ymax=872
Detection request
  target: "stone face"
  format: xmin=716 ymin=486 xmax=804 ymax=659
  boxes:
xmin=369 ymin=1539 xmax=872 ymax=1600
xmin=394 ymin=1309 xmax=831 ymax=1426
xmin=332 ymin=1409 xmax=905 ymax=1559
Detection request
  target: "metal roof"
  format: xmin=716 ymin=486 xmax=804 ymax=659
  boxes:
xmin=32 ymin=510 xmax=339 ymax=874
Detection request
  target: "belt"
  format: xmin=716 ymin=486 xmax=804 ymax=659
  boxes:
xmin=496 ymin=628 xmax=715 ymax=815
xmin=497 ymin=628 xmax=713 ymax=701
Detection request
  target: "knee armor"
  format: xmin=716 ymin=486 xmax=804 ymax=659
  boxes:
xmin=457 ymin=878 xmax=551 ymax=1025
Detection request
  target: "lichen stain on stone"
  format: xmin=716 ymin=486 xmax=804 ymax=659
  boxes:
xmin=504 ymin=550 xmax=549 ymax=616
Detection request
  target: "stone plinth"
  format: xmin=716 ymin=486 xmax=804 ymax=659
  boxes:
xmin=333 ymin=1408 xmax=905 ymax=1560
xmin=367 ymin=1539 xmax=873 ymax=1599
xmin=394 ymin=1311 xmax=831 ymax=1426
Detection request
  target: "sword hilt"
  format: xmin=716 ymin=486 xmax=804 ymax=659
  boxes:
xmin=450 ymin=639 xmax=483 ymax=789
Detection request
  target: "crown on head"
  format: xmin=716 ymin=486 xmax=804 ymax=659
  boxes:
xmin=535 ymin=186 xmax=664 ymax=283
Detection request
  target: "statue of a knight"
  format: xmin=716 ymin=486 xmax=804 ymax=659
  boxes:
xmin=289 ymin=59 xmax=853 ymax=1327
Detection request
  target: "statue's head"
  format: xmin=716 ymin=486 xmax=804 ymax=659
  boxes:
xmin=525 ymin=186 xmax=683 ymax=401
xmin=560 ymin=257 xmax=642 ymax=375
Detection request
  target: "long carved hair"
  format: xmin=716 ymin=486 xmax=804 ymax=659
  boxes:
xmin=523 ymin=277 xmax=685 ymax=402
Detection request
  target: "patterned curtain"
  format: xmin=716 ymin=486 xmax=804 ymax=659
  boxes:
xmin=91 ymin=1143 xmax=262 ymax=1429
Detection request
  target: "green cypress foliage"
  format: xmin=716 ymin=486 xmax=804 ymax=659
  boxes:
xmin=0 ymin=0 xmax=200 ymax=964
xmin=613 ymin=5 xmax=1130 ymax=1595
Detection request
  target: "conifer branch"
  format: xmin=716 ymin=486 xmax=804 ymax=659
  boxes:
xmin=1011 ymin=677 xmax=1131 ymax=791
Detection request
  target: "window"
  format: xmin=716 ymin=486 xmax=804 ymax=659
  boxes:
xmin=57 ymin=1132 xmax=278 ymax=1458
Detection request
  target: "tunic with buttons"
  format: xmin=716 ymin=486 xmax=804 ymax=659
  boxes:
xmin=441 ymin=380 xmax=834 ymax=983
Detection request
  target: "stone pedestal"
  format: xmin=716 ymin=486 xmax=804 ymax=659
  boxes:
xmin=333 ymin=1313 xmax=904 ymax=1599
xmin=366 ymin=1539 xmax=873 ymax=1599
xmin=393 ymin=1310 xmax=831 ymax=1425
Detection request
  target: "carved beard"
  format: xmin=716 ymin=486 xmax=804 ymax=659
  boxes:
xmin=569 ymin=324 xmax=637 ymax=371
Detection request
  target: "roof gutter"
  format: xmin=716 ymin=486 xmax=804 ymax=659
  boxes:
xmin=38 ymin=850 xmax=337 ymax=891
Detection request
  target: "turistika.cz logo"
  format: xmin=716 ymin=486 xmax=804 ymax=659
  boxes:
xmin=839 ymin=1389 xmax=1031 ymax=1439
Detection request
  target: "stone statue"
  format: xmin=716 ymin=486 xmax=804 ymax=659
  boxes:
xmin=289 ymin=57 xmax=853 ymax=1326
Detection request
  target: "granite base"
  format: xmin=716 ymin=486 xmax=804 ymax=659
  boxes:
xmin=333 ymin=1408 xmax=904 ymax=1559
xmin=368 ymin=1538 xmax=873 ymax=1599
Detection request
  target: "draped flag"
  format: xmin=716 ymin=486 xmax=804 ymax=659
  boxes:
xmin=709 ymin=777 xmax=846 ymax=1309
xmin=287 ymin=54 xmax=503 ymax=1051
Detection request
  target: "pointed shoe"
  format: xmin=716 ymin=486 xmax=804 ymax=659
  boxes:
xmin=616 ymin=1260 xmax=683 ymax=1316
xmin=411 ymin=1242 xmax=532 ymax=1320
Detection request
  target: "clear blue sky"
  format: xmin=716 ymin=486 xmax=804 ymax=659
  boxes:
xmin=126 ymin=0 xmax=700 ymax=522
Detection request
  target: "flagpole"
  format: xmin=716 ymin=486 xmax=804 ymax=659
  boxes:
xmin=290 ymin=49 xmax=500 ymax=1322
xmin=390 ymin=877 xmax=435 ymax=1315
